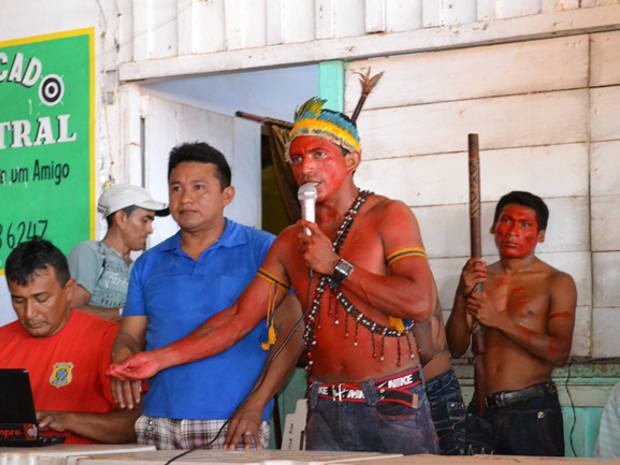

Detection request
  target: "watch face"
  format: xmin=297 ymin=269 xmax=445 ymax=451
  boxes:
xmin=336 ymin=259 xmax=354 ymax=276
xmin=330 ymin=258 xmax=354 ymax=289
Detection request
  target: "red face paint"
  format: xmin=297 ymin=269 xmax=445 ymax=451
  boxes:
xmin=288 ymin=136 xmax=349 ymax=200
xmin=493 ymin=204 xmax=542 ymax=259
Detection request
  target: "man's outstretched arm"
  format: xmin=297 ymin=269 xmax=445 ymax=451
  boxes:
xmin=225 ymin=293 xmax=305 ymax=449
xmin=110 ymin=315 xmax=148 ymax=409
xmin=109 ymin=250 xmax=290 ymax=381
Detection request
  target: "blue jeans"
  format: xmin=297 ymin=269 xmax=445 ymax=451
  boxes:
xmin=466 ymin=383 xmax=564 ymax=456
xmin=426 ymin=369 xmax=466 ymax=455
xmin=306 ymin=368 xmax=438 ymax=455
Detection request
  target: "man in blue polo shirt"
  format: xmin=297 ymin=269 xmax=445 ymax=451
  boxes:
xmin=110 ymin=142 xmax=301 ymax=450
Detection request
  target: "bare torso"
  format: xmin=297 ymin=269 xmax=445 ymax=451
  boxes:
xmin=280 ymin=194 xmax=423 ymax=383
xmin=483 ymin=259 xmax=562 ymax=393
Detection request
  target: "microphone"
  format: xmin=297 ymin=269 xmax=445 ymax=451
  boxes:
xmin=297 ymin=183 xmax=317 ymax=235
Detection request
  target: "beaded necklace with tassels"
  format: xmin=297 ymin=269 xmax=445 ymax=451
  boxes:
xmin=303 ymin=189 xmax=417 ymax=371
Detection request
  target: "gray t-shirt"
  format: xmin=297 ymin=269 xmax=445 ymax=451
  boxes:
xmin=67 ymin=240 xmax=131 ymax=309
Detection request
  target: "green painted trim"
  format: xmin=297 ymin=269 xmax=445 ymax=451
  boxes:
xmin=318 ymin=61 xmax=345 ymax=112
xmin=562 ymin=406 xmax=603 ymax=457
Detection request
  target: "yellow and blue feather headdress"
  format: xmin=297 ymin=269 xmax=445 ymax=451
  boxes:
xmin=287 ymin=70 xmax=383 ymax=158
xmin=289 ymin=97 xmax=361 ymax=154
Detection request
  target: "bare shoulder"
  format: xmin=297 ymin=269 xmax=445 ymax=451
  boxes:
xmin=263 ymin=225 xmax=299 ymax=263
xmin=272 ymin=224 xmax=298 ymax=246
xmin=365 ymin=194 xmax=416 ymax=223
xmin=536 ymin=258 xmax=576 ymax=291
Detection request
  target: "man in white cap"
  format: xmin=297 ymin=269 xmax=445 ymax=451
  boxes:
xmin=68 ymin=184 xmax=167 ymax=321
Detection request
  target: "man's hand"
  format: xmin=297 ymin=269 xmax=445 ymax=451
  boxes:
xmin=296 ymin=220 xmax=339 ymax=275
xmin=224 ymin=402 xmax=263 ymax=450
xmin=459 ymin=258 xmax=487 ymax=296
xmin=466 ymin=292 xmax=507 ymax=330
xmin=108 ymin=351 xmax=162 ymax=381
xmin=36 ymin=410 xmax=69 ymax=432
xmin=110 ymin=378 xmax=143 ymax=409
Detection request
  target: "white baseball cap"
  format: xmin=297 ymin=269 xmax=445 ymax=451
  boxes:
xmin=97 ymin=184 xmax=168 ymax=217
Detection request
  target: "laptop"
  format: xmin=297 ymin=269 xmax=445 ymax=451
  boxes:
xmin=0 ymin=368 xmax=65 ymax=447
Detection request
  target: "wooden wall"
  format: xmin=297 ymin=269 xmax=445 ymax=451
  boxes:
xmin=345 ymin=31 xmax=620 ymax=358
xmin=115 ymin=1 xmax=620 ymax=80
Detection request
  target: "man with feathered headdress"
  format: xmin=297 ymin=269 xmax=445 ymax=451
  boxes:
xmin=110 ymin=97 xmax=439 ymax=455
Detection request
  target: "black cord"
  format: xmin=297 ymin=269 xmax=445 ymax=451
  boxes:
xmin=564 ymin=358 xmax=577 ymax=457
xmin=163 ymin=271 xmax=315 ymax=465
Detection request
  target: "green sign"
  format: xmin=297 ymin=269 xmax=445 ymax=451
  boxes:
xmin=0 ymin=28 xmax=94 ymax=272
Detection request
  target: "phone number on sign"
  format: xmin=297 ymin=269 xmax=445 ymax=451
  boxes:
xmin=0 ymin=220 xmax=48 ymax=251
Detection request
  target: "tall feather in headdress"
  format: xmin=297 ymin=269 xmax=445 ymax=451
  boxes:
xmin=288 ymin=68 xmax=383 ymax=155
xmin=351 ymin=69 xmax=384 ymax=123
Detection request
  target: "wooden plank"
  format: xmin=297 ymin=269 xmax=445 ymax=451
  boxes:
xmin=581 ymin=0 xmax=620 ymax=6
xmin=495 ymin=0 xmax=541 ymax=18
xmin=481 ymin=143 xmax=588 ymax=200
xmin=384 ymin=0 xmax=422 ymax=32
xmin=115 ymin=0 xmax=135 ymax=64
xmin=398 ymin=194 xmax=588 ymax=260
xmin=365 ymin=0 xmax=385 ymax=33
xmin=439 ymin=0 xmax=477 ymax=25
xmin=266 ymin=0 xmax=284 ymax=45
xmin=176 ymin=0 xmax=193 ymax=55
xmin=592 ymin=303 xmax=620 ymax=356
xmin=423 ymin=0 xmax=477 ymax=26
xmin=315 ymin=0 xmax=335 ymax=39
xmin=225 ymin=0 xmax=267 ymax=50
xmin=356 ymin=143 xmax=588 ymax=207
xmin=533 ymin=196 xmax=590 ymax=253
xmin=194 ymin=0 xmax=226 ymax=53
xmin=421 ymin=0 xmax=441 ymax=27
xmin=542 ymin=0 xmax=580 ymax=12
xmin=590 ymin=30 xmax=620 ymax=87
xmin=147 ymin=0 xmax=178 ymax=59
xmin=119 ymin=5 xmax=620 ymax=81
xmin=344 ymin=35 xmax=588 ymax=110
xmin=332 ymin=0 xmax=366 ymax=38
xmin=131 ymin=0 xmax=151 ymax=61
xmin=591 ymin=141 xmax=620 ymax=197
xmin=230 ymin=118 xmax=262 ymax=228
xmin=591 ymin=86 xmax=620 ymax=142
xmin=280 ymin=0 xmax=315 ymax=44
xmin=572 ymin=306 xmax=592 ymax=357
xmin=415 ymin=204 xmax=472 ymax=258
xmin=476 ymin=0 xmax=494 ymax=20
xmin=591 ymin=195 xmax=620 ymax=252
xmin=429 ymin=257 xmax=468 ymax=309
xmin=356 ymin=152 xmax=467 ymax=207
xmin=356 ymin=89 xmax=588 ymax=159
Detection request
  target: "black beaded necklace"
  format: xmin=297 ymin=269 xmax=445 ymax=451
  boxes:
xmin=303 ymin=189 xmax=415 ymax=370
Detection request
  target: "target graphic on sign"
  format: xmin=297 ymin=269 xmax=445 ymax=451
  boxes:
xmin=39 ymin=74 xmax=65 ymax=106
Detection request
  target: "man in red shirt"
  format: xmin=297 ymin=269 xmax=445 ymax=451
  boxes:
xmin=0 ymin=238 xmax=140 ymax=444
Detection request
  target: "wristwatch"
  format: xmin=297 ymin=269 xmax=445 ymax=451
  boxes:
xmin=330 ymin=258 xmax=354 ymax=289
